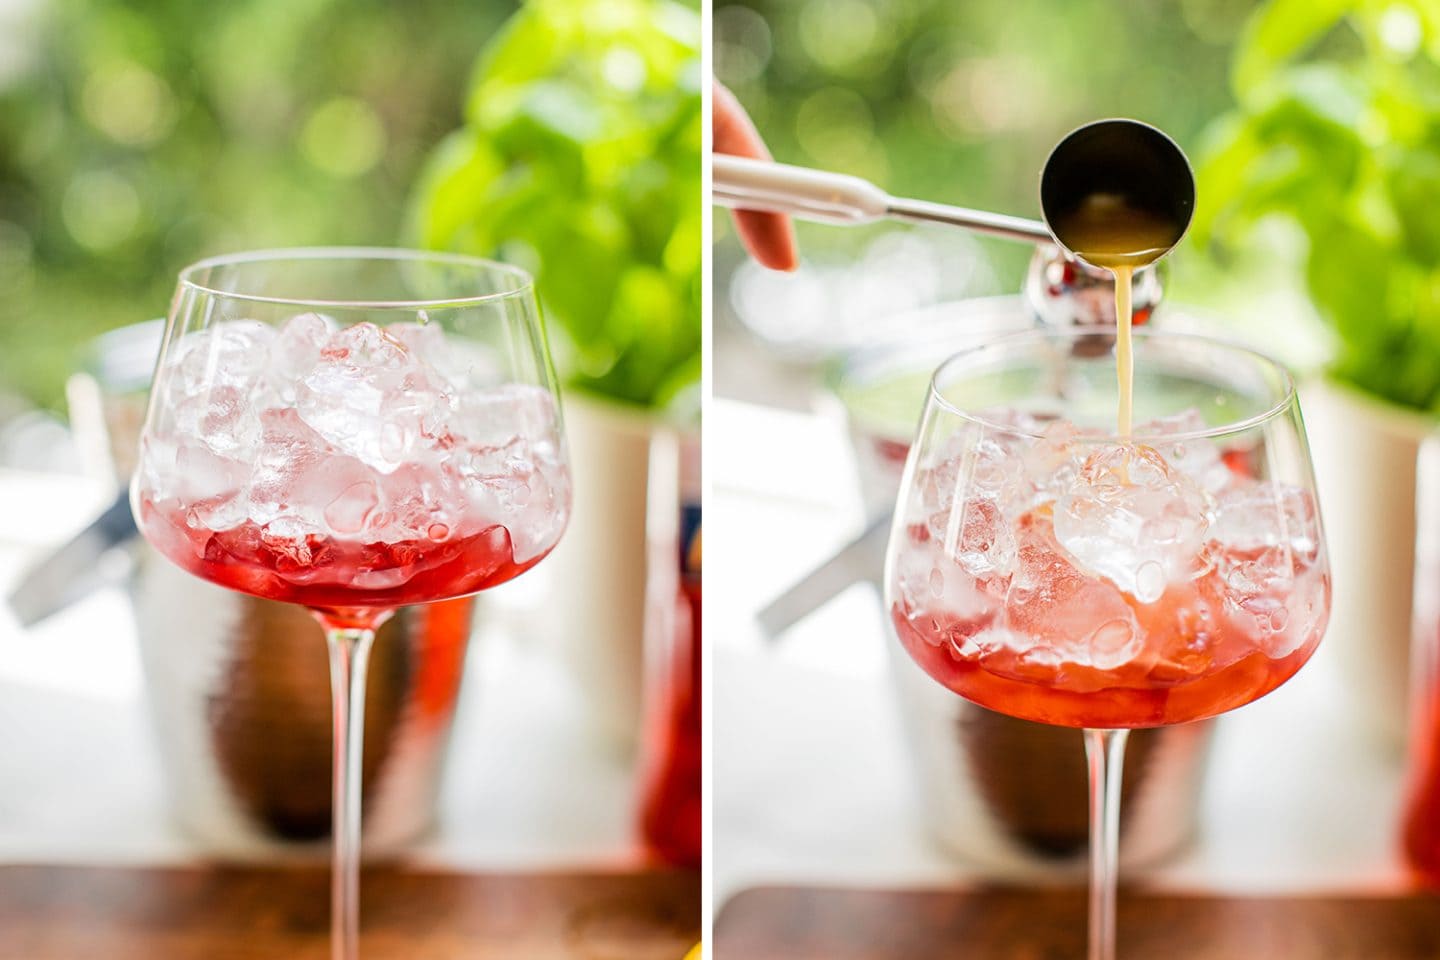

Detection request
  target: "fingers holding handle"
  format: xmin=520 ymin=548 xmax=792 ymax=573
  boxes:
xmin=714 ymin=82 xmax=799 ymax=273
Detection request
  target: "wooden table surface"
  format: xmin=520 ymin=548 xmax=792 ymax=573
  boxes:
xmin=715 ymin=884 xmax=1440 ymax=959
xmin=0 ymin=865 xmax=699 ymax=960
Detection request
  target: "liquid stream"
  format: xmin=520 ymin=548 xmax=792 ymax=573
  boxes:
xmin=1052 ymin=192 xmax=1183 ymax=437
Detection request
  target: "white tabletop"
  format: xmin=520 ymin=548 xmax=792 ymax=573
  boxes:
xmin=0 ymin=468 xmax=640 ymax=870
xmin=710 ymin=398 xmax=1409 ymax=906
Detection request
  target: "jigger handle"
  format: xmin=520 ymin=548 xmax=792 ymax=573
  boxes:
xmin=712 ymin=155 xmax=1053 ymax=245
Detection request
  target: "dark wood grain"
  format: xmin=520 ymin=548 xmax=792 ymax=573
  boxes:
xmin=0 ymin=865 xmax=699 ymax=960
xmin=715 ymin=884 xmax=1440 ymax=959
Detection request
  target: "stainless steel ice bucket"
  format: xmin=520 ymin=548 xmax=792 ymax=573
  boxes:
xmin=130 ymin=558 xmax=472 ymax=857
xmin=76 ymin=321 xmax=473 ymax=858
xmin=888 ymin=640 xmax=1211 ymax=873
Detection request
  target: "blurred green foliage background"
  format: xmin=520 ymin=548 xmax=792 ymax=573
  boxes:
xmin=11 ymin=0 xmax=1440 ymax=416
xmin=0 ymin=0 xmax=511 ymax=410
xmin=1196 ymin=0 xmax=1440 ymax=414
xmin=412 ymin=0 xmax=702 ymax=411
xmin=717 ymin=0 xmax=1440 ymax=417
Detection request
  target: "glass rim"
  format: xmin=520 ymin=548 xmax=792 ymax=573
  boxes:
xmin=926 ymin=326 xmax=1299 ymax=444
xmin=176 ymin=246 xmax=535 ymax=310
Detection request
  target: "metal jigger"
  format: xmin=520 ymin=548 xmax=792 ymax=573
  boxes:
xmin=1038 ymin=118 xmax=1195 ymax=264
xmin=1029 ymin=118 xmax=1193 ymax=331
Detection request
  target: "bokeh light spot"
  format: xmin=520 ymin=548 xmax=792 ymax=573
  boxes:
xmin=1380 ymin=5 xmax=1423 ymax=59
xmin=602 ymin=46 xmax=647 ymax=92
xmin=301 ymin=97 xmax=386 ymax=179
xmin=798 ymin=0 xmax=879 ymax=73
xmin=81 ymin=60 xmax=176 ymax=146
xmin=715 ymin=5 xmax=773 ymax=85
xmin=795 ymin=86 xmax=886 ymax=179
xmin=930 ymin=56 xmax=1043 ymax=137
xmin=62 ymin=171 xmax=141 ymax=251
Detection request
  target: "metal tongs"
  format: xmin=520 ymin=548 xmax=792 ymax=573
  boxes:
xmin=713 ymin=155 xmax=1053 ymax=245
xmin=713 ymin=118 xmax=1194 ymax=263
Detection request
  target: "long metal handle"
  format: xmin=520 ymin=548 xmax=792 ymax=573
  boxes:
xmin=713 ymin=155 xmax=1053 ymax=245
xmin=755 ymin=515 xmax=890 ymax=641
xmin=886 ymin=197 xmax=1052 ymax=244
xmin=7 ymin=490 xmax=137 ymax=626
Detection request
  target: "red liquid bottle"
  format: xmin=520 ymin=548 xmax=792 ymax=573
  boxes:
xmin=638 ymin=437 xmax=701 ymax=867
xmin=1402 ymin=640 xmax=1440 ymax=884
xmin=1401 ymin=452 xmax=1440 ymax=885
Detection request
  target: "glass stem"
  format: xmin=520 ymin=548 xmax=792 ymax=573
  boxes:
xmin=325 ymin=625 xmax=376 ymax=960
xmin=1084 ymin=727 xmax=1129 ymax=960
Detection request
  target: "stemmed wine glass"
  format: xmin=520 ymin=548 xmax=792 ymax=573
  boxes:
xmin=884 ymin=327 xmax=1330 ymax=959
xmin=131 ymin=248 xmax=572 ymax=960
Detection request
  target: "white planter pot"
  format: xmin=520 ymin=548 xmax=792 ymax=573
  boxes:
xmin=1302 ymin=378 xmax=1436 ymax=750
xmin=539 ymin=394 xmax=660 ymax=755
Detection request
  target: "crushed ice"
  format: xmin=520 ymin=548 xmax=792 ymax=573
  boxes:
xmin=140 ymin=316 xmax=569 ymax=561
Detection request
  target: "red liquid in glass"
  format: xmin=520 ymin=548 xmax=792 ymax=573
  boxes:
xmin=892 ymin=510 xmax=1328 ymax=729
xmin=140 ymin=497 xmax=551 ymax=617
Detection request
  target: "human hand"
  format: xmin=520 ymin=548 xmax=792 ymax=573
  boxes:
xmin=713 ymin=81 xmax=799 ymax=272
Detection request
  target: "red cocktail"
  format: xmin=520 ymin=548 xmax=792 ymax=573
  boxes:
xmin=892 ymin=497 xmax=1328 ymax=729
xmin=131 ymin=250 xmax=571 ymax=960
xmin=884 ymin=328 xmax=1330 ymax=960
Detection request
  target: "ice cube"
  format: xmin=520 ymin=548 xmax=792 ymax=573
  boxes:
xmin=387 ymin=320 xmax=484 ymax=389
xmin=193 ymin=384 xmax=260 ymax=459
xmin=926 ymin=497 xmax=1017 ymax=579
xmin=1133 ymin=576 xmax=1233 ymax=681
xmin=1220 ymin=545 xmax=1296 ymax=596
xmin=1019 ymin=420 xmax=1087 ymax=508
xmin=896 ymin=538 xmax=960 ymax=606
xmin=378 ymin=459 xmax=468 ymax=540
xmin=1211 ymin=483 xmax=1321 ymax=564
xmin=895 ymin=555 xmax=999 ymax=659
xmin=966 ymin=436 xmax=1024 ymax=499
xmin=294 ymin=322 xmax=452 ymax=471
xmin=322 ymin=321 xmax=408 ymax=369
xmin=156 ymin=321 xmax=275 ymax=457
xmin=1002 ymin=517 xmax=1143 ymax=669
xmin=260 ymin=518 xmax=328 ymax=569
xmin=296 ymin=351 xmax=385 ymax=442
xmin=1135 ymin=409 xmax=1231 ymax=493
xmin=189 ymin=490 xmax=248 ymax=532
xmin=173 ymin=320 xmax=275 ymax=398
xmin=172 ymin=439 xmax=249 ymax=507
xmin=919 ymin=430 xmax=1025 ymax=517
xmin=323 ymin=480 xmax=381 ymax=535
xmin=970 ymin=626 xmax=1031 ymax=658
xmin=382 ymin=319 xmax=445 ymax=358
xmin=1264 ymin=566 xmax=1329 ymax=658
xmin=1212 ymin=548 xmax=1324 ymax=659
xmin=452 ymin=383 xmax=558 ymax=451
xmin=510 ymin=464 xmax=570 ymax=561
xmin=270 ymin=312 xmax=335 ymax=386
xmin=917 ymin=440 xmax=967 ymax=516
xmin=1053 ymin=443 xmax=1211 ymax=602
xmin=1209 ymin=486 xmax=1328 ymax=658
xmin=245 ymin=407 xmax=379 ymax=534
